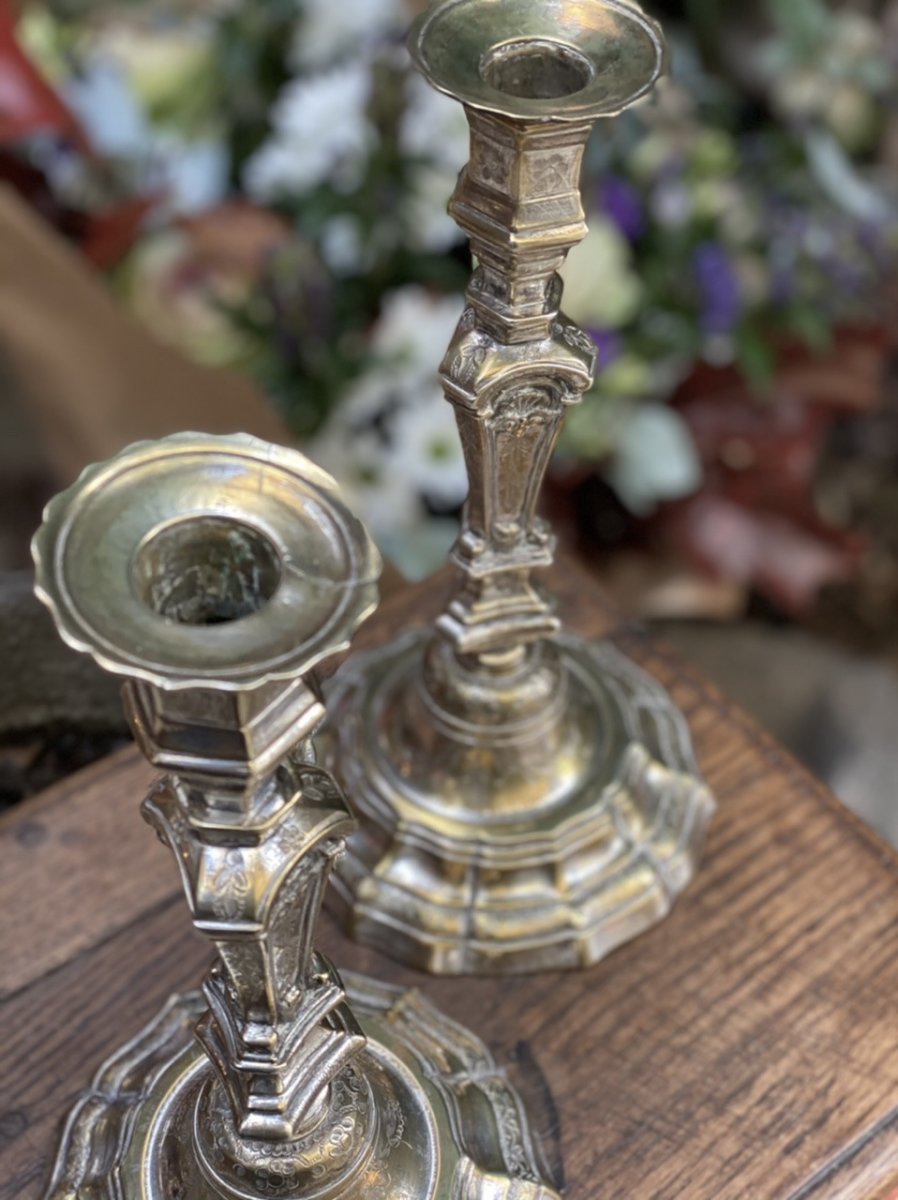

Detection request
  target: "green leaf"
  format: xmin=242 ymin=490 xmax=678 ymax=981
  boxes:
xmin=735 ymin=325 xmax=777 ymax=387
xmin=765 ymin=0 xmax=828 ymax=54
xmin=786 ymin=306 xmax=833 ymax=353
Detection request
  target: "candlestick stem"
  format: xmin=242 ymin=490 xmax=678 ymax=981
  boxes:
xmin=325 ymin=0 xmax=715 ymax=976
xmin=34 ymin=433 xmax=561 ymax=1199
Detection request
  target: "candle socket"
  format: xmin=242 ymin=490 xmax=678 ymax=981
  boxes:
xmin=325 ymin=0 xmax=715 ymax=975
xmin=34 ymin=433 xmax=561 ymax=1200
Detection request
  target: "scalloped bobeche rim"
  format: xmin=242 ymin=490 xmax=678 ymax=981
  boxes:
xmin=407 ymin=0 xmax=667 ymax=123
xmin=31 ymin=432 xmax=382 ymax=693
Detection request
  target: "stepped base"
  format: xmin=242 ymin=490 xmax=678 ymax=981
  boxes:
xmin=326 ymin=632 xmax=715 ymax=975
xmin=44 ymin=975 xmax=559 ymax=1200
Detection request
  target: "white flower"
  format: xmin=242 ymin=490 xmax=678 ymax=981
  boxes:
xmin=311 ymin=419 xmax=423 ymax=536
xmin=398 ymin=75 xmax=470 ymax=253
xmin=310 ymin=373 xmax=465 ymax=577
xmin=692 ymin=179 xmax=739 ymax=222
xmin=243 ymin=62 xmax=374 ymax=200
xmin=774 ymin=68 xmax=831 ymax=124
xmin=86 ymin=17 xmax=218 ymax=125
xmin=372 ymin=287 xmax=465 ymax=372
xmin=319 ymin=214 xmax=367 ymax=274
xmin=64 ymin=59 xmax=150 ymax=158
xmin=399 ymin=72 xmax=470 ymax=169
xmin=404 ymin=162 xmax=465 ymax=253
xmin=63 ymin=56 xmax=229 ymax=215
xmin=310 ymin=289 xmax=469 ymax=566
xmin=290 ymin=0 xmax=408 ymax=68
xmin=390 ymin=387 xmax=467 ymax=508
xmin=834 ymin=11 xmax=883 ymax=60
xmin=825 ymin=83 xmax=879 ymax=155
xmin=608 ymin=404 xmax=702 ymax=515
xmin=309 ymin=393 xmax=422 ymax=530
xmin=152 ymin=132 xmax=230 ymax=215
xmin=330 ymin=367 xmax=412 ymax=427
xmin=628 ymin=131 xmax=675 ymax=182
xmin=601 ymin=355 xmax=655 ymax=397
xmin=560 ymin=216 xmax=642 ymax=330
xmin=309 ymin=369 xmax=424 ymax=535
xmin=651 ymin=178 xmax=694 ymax=229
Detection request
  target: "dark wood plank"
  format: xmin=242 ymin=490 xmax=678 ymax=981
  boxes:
xmin=0 ymin=895 xmax=198 ymax=1200
xmin=0 ymin=751 xmax=159 ymax=997
xmin=4 ymin=561 xmax=898 ymax=1199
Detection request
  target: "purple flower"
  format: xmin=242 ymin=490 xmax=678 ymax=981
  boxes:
xmin=858 ymin=218 xmax=892 ymax=261
xmin=586 ymin=327 xmax=623 ymax=373
xmin=598 ymin=175 xmax=646 ymax=242
xmin=693 ymin=241 xmax=744 ymax=336
xmin=770 ymin=263 xmax=796 ymax=307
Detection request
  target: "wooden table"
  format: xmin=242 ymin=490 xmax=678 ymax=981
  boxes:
xmin=3 ymin=563 xmax=898 ymax=1199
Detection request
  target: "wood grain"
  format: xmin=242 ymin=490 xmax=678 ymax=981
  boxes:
xmin=0 ymin=752 xmax=157 ymax=997
xmin=3 ymin=561 xmax=898 ymax=1199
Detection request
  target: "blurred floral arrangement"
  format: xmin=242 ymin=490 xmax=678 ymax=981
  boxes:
xmin=3 ymin=0 xmax=898 ymax=598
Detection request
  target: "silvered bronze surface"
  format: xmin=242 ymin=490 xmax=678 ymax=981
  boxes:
xmin=33 ymin=433 xmax=560 ymax=1200
xmin=325 ymin=0 xmax=714 ymax=974
xmin=44 ymin=980 xmax=557 ymax=1200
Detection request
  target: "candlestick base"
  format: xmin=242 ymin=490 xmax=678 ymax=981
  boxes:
xmin=326 ymin=631 xmax=714 ymax=975
xmin=44 ymin=975 xmax=559 ymax=1200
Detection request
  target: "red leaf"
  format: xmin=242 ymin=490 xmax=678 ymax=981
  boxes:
xmin=0 ymin=2 xmax=90 ymax=152
xmin=663 ymin=495 xmax=862 ymax=613
xmin=670 ymin=332 xmax=890 ymax=549
xmin=83 ymin=195 xmax=157 ymax=268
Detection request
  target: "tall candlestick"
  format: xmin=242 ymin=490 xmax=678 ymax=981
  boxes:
xmin=326 ymin=0 xmax=715 ymax=975
xmin=34 ymin=433 xmax=561 ymax=1199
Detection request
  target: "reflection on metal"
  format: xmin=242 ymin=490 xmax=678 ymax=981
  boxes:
xmin=326 ymin=0 xmax=715 ymax=975
xmin=34 ymin=433 xmax=560 ymax=1199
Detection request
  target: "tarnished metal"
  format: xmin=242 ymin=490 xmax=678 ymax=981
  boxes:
xmin=325 ymin=0 xmax=715 ymax=975
xmin=33 ymin=432 xmax=560 ymax=1200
